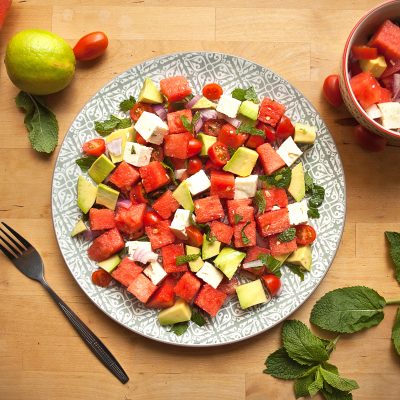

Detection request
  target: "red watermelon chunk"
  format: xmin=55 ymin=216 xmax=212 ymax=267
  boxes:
xmin=167 ymin=109 xmax=192 ymax=134
xmin=114 ymin=203 xmax=146 ymax=237
xmin=108 ymin=161 xmax=140 ymax=192
xmin=147 ymin=278 xmax=175 ymax=309
xmin=210 ymin=170 xmax=235 ymax=199
xmin=127 ymin=274 xmax=157 ymax=303
xmin=139 ymin=161 xmax=170 ymax=193
xmin=242 ymin=246 xmax=270 ymax=276
xmin=173 ymin=272 xmax=201 ymax=302
xmin=194 ymin=195 xmax=224 ymax=223
xmin=145 ymin=220 xmax=176 ymax=250
xmin=257 ymin=143 xmax=286 ymax=175
xmin=152 ymin=189 xmax=180 ymax=219
xmin=262 ymin=188 xmax=288 ymax=211
xmin=164 ymin=132 xmax=191 ymax=159
xmin=210 ymin=221 xmax=233 ymax=244
xmin=234 ymin=221 xmax=257 ymax=248
xmin=160 ymin=76 xmax=192 ymax=103
xmin=89 ymin=208 xmax=116 ymax=231
xmin=257 ymin=208 xmax=290 ymax=237
xmin=233 ymin=205 xmax=255 ymax=224
xmin=88 ymin=228 xmax=124 ymax=262
xmin=111 ymin=257 xmax=142 ymax=287
xmin=369 ymin=19 xmax=400 ymax=61
xmin=350 ymin=72 xmax=382 ymax=109
xmin=161 ymin=243 xmax=188 ymax=273
xmin=194 ymin=284 xmax=227 ymax=317
xmin=227 ymin=199 xmax=252 ymax=224
xmin=258 ymin=98 xmax=286 ymax=127
xmin=269 ymin=235 xmax=297 ymax=256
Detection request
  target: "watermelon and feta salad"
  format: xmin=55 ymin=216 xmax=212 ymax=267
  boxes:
xmin=349 ymin=19 xmax=400 ymax=130
xmin=72 ymin=75 xmax=325 ymax=334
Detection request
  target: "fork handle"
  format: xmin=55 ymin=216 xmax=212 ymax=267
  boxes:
xmin=41 ymin=280 xmax=129 ymax=384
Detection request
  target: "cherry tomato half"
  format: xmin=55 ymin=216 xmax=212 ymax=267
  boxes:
xmin=73 ymin=32 xmax=109 ymax=61
xmin=130 ymin=183 xmax=149 ymax=204
xmin=208 ymin=141 xmax=230 ymax=166
xmin=187 ymin=157 xmax=202 ymax=175
xmin=218 ymin=123 xmax=247 ymax=148
xmin=204 ymin=159 xmax=222 ymax=171
xmin=82 ymin=138 xmax=106 ymax=157
xmin=276 ymin=115 xmax=295 ymax=140
xmin=262 ymin=274 xmax=281 ymax=297
xmin=354 ymin=124 xmax=386 ymax=152
xmin=203 ymin=119 xmax=225 ymax=137
xmin=143 ymin=211 xmax=163 ymax=227
xmin=323 ymin=74 xmax=343 ymax=108
xmin=202 ymin=83 xmax=223 ymax=100
xmin=186 ymin=226 xmax=203 ymax=247
xmin=295 ymin=224 xmax=317 ymax=246
xmin=130 ymin=103 xmax=153 ymax=122
xmin=256 ymin=122 xmax=275 ymax=143
xmin=91 ymin=269 xmax=112 ymax=287
xmin=351 ymin=45 xmax=378 ymax=60
xmin=187 ymin=138 xmax=202 ymax=158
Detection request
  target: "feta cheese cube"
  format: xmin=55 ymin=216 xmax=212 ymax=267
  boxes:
xmin=377 ymin=102 xmax=400 ymax=129
xmin=134 ymin=111 xmax=168 ymax=145
xmin=174 ymin=169 xmax=187 ymax=180
xmin=126 ymin=241 xmax=152 ymax=257
xmin=276 ymin=137 xmax=303 ymax=167
xmin=287 ymin=199 xmax=308 ymax=225
xmin=185 ymin=169 xmax=211 ymax=196
xmin=170 ymin=209 xmax=192 ymax=240
xmin=123 ymin=142 xmax=153 ymax=167
xmin=196 ymin=261 xmax=224 ymax=289
xmin=366 ymin=104 xmax=382 ymax=120
xmin=144 ymin=261 xmax=167 ymax=285
xmin=216 ymin=94 xmax=242 ymax=118
xmin=234 ymin=175 xmax=258 ymax=199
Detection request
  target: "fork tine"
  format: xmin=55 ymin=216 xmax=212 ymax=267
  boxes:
xmin=1 ymin=222 xmax=31 ymax=248
xmin=0 ymin=233 xmax=22 ymax=256
xmin=0 ymin=240 xmax=16 ymax=260
xmin=0 ymin=227 xmax=26 ymax=252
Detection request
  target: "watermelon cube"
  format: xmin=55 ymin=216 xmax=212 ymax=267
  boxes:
xmin=210 ymin=171 xmax=235 ymax=199
xmin=88 ymin=228 xmax=124 ymax=262
xmin=194 ymin=195 xmax=224 ymax=223
xmin=139 ymin=161 xmax=170 ymax=193
xmin=147 ymin=278 xmax=175 ymax=309
xmin=227 ymin=199 xmax=252 ymax=224
xmin=369 ymin=19 xmax=400 ymax=61
xmin=257 ymin=208 xmax=290 ymax=237
xmin=350 ymin=72 xmax=382 ymax=109
xmin=262 ymin=188 xmax=288 ymax=211
xmin=111 ymin=257 xmax=143 ymax=287
xmin=269 ymin=235 xmax=297 ymax=256
xmin=233 ymin=205 xmax=255 ymax=224
xmin=164 ymin=132 xmax=191 ymax=159
xmin=89 ymin=208 xmax=116 ymax=231
xmin=161 ymin=243 xmax=188 ymax=273
xmin=108 ymin=161 xmax=140 ymax=192
xmin=114 ymin=203 xmax=146 ymax=236
xmin=145 ymin=220 xmax=176 ymax=250
xmin=194 ymin=284 xmax=227 ymax=317
xmin=127 ymin=274 xmax=157 ymax=303
xmin=173 ymin=272 xmax=201 ymax=302
xmin=234 ymin=221 xmax=257 ymax=248
xmin=167 ymin=109 xmax=192 ymax=134
xmin=210 ymin=221 xmax=233 ymax=244
xmin=258 ymin=98 xmax=286 ymax=127
xmin=152 ymin=189 xmax=180 ymax=219
xmin=257 ymin=143 xmax=286 ymax=175
xmin=242 ymin=246 xmax=270 ymax=276
xmin=160 ymin=76 xmax=192 ymax=103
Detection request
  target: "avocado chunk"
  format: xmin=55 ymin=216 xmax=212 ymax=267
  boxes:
xmin=138 ymin=78 xmax=164 ymax=104
xmin=236 ymin=280 xmax=268 ymax=309
xmin=88 ymin=154 xmax=115 ymax=184
xmin=192 ymin=96 xmax=217 ymax=110
xmin=105 ymin=127 xmax=134 ymax=163
xmin=158 ymin=298 xmax=192 ymax=326
xmin=172 ymin=181 xmax=194 ymax=211
xmin=70 ymin=218 xmax=87 ymax=237
xmin=202 ymin=235 xmax=221 ymax=260
xmin=274 ymin=252 xmax=291 ymax=267
xmin=96 ymin=184 xmax=119 ymax=210
xmin=287 ymin=245 xmax=312 ymax=271
xmin=214 ymin=247 xmax=246 ymax=279
xmin=360 ymin=56 xmax=387 ymax=78
xmin=238 ymin=100 xmax=259 ymax=121
xmin=294 ymin=123 xmax=316 ymax=144
xmin=197 ymin=133 xmax=217 ymax=156
xmin=186 ymin=245 xmax=204 ymax=272
xmin=97 ymin=254 xmax=121 ymax=273
xmin=77 ymin=176 xmax=97 ymax=214
xmin=223 ymin=147 xmax=259 ymax=177
xmin=288 ymin=162 xmax=305 ymax=202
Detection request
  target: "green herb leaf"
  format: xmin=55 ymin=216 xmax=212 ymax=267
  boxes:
xmin=259 ymin=167 xmax=292 ymax=188
xmin=176 ymin=254 xmax=200 ymax=265
xmin=309 ymin=184 xmax=325 ymax=208
xmin=161 ymin=160 xmax=178 ymax=186
xmin=231 ymin=88 xmax=246 ymax=101
xmin=95 ymin=115 xmax=131 ymax=136
xmin=180 ymin=114 xmax=196 ymax=133
xmin=130 ymin=146 xmax=136 ymax=154
xmin=320 ymin=368 xmax=359 ymax=392
xmin=286 ymin=263 xmax=305 ymax=281
xmin=321 ymin=362 xmax=339 ymax=375
xmin=254 ymin=190 xmax=266 ymax=214
xmin=189 ymin=212 xmax=216 ymax=243
xmin=321 ymin=389 xmax=353 ymax=400
xmin=277 ymin=227 xmax=296 ymax=242
xmin=282 ymin=320 xmax=329 ymax=365
xmin=119 ymin=96 xmax=136 ymax=112
xmin=191 ymin=311 xmax=207 ymax=327
xmin=308 ymin=367 xmax=324 ymax=396
xmin=310 ymin=286 xmax=386 ymax=333
xmin=169 ymin=321 xmax=189 ymax=336
xmin=264 ymin=348 xmax=312 ymax=380
xmin=392 ymin=307 xmax=400 ymax=355
xmin=258 ymin=253 xmax=281 ymax=275
xmin=237 ymin=123 xmax=265 ymax=137
xmin=240 ymin=221 xmax=251 ymax=245
xmin=233 ymin=214 xmax=243 ymax=225
xmin=385 ymin=231 xmax=400 ymax=283
xmin=16 ymin=91 xmax=59 ymax=154
xmin=231 ymin=86 xmax=259 ymax=103
xmin=75 ymin=156 xmax=97 ymax=172
xmin=304 ymin=172 xmax=314 ymax=193
xmin=308 ymin=206 xmax=320 ymax=219
xmin=294 ymin=373 xmax=315 ymax=398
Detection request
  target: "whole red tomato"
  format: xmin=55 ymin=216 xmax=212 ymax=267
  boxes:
xmin=323 ymin=74 xmax=343 ymax=108
xmin=73 ymin=32 xmax=109 ymax=61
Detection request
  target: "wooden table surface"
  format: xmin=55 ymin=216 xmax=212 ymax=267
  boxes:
xmin=1 ymin=1 xmax=400 ymax=399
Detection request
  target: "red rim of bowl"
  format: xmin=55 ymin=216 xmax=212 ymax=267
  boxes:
xmin=342 ymin=0 xmax=400 ymax=140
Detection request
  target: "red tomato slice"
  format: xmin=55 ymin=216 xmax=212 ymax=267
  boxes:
xmin=91 ymin=269 xmax=112 ymax=287
xmin=203 ymin=119 xmax=224 ymax=137
xmin=295 ymin=224 xmax=317 ymax=245
xmin=204 ymin=159 xmax=222 ymax=171
xmin=187 ymin=157 xmax=202 ymax=175
xmin=353 ymin=125 xmax=386 ymax=152
xmin=82 ymin=138 xmax=106 ymax=156
xmin=261 ymin=274 xmax=281 ymax=297
xmin=351 ymin=45 xmax=378 ymax=60
xmin=186 ymin=226 xmax=203 ymax=247
xmin=187 ymin=138 xmax=202 ymax=158
xmin=276 ymin=115 xmax=295 ymax=139
xmin=73 ymin=32 xmax=108 ymax=61
xmin=218 ymin=123 xmax=247 ymax=148
xmin=202 ymin=83 xmax=223 ymax=100
xmin=130 ymin=183 xmax=149 ymax=204
xmin=323 ymin=75 xmax=343 ymax=108
xmin=130 ymin=103 xmax=153 ymax=122
xmin=208 ymin=141 xmax=230 ymax=166
xmin=256 ymin=122 xmax=275 ymax=143
xmin=143 ymin=211 xmax=163 ymax=226
xmin=246 ymin=134 xmax=265 ymax=149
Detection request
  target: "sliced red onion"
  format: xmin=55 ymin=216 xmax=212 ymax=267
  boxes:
xmin=117 ymin=199 xmax=132 ymax=209
xmin=82 ymin=229 xmax=102 ymax=242
xmin=243 ymin=260 xmax=264 ymax=269
xmin=392 ymin=74 xmax=400 ymax=100
xmin=200 ymin=109 xmax=218 ymax=120
xmin=194 ymin=116 xmax=204 ymax=133
xmin=185 ymin=94 xmax=202 ymax=109
xmin=106 ymin=137 xmax=123 ymax=157
xmin=152 ymin=104 xmax=167 ymax=121
xmin=131 ymin=247 xmax=158 ymax=264
xmin=223 ymin=115 xmax=242 ymax=128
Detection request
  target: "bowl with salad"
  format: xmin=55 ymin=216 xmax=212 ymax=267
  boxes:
xmin=340 ymin=0 xmax=400 ymax=142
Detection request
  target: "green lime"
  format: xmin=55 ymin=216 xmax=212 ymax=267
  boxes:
xmin=4 ymin=29 xmax=76 ymax=95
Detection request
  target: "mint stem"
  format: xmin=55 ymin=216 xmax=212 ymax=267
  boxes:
xmin=326 ymin=335 xmax=340 ymax=354
xmin=386 ymin=299 xmax=400 ymax=305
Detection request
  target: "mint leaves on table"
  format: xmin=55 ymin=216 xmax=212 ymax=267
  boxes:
xmin=16 ymin=91 xmax=59 ymax=154
xmin=392 ymin=308 xmax=400 ymax=355
xmin=385 ymin=231 xmax=400 ymax=283
xmin=231 ymin=86 xmax=259 ymax=103
xmin=94 ymin=115 xmax=131 ymax=136
xmin=119 ymin=96 xmax=136 ymax=112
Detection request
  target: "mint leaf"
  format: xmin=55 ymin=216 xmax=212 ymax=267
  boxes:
xmin=191 ymin=311 xmax=206 ymax=327
xmin=95 ymin=115 xmax=131 ymax=136
xmin=16 ymin=91 xmax=58 ymax=153
xmin=392 ymin=307 xmax=400 ymax=355
xmin=321 ymin=389 xmax=353 ymax=400
xmin=119 ymin=96 xmax=136 ymax=112
xmin=233 ymin=213 xmax=243 ymax=225
xmin=240 ymin=221 xmax=251 ymax=245
xmin=180 ymin=112 xmax=201 ymax=134
xmin=278 ymin=227 xmax=296 ymax=242
xmin=176 ymin=254 xmax=200 ymax=265
xmin=264 ymin=347 xmax=312 ymax=380
xmin=237 ymin=123 xmax=265 ymax=137
xmin=169 ymin=321 xmax=189 ymax=336
xmin=286 ymin=263 xmax=305 ymax=281
xmin=254 ymin=190 xmax=266 ymax=214
xmin=321 ymin=362 xmax=339 ymax=375
xmin=309 ymin=184 xmax=325 ymax=208
xmin=294 ymin=373 xmax=315 ymax=398
xmin=320 ymin=368 xmax=359 ymax=392
xmin=385 ymin=231 xmax=400 ymax=283
xmin=304 ymin=172 xmax=314 ymax=193
xmin=231 ymin=86 xmax=259 ymax=103
xmin=258 ymin=253 xmax=281 ymax=276
xmin=310 ymin=286 xmax=386 ymax=333
xmin=75 ymin=156 xmax=97 ymax=172
xmin=231 ymin=88 xmax=246 ymax=101
xmin=308 ymin=206 xmax=320 ymax=219
xmin=161 ymin=160 xmax=178 ymax=186
xmin=308 ymin=367 xmax=324 ymax=396
xmin=282 ymin=320 xmax=329 ymax=365
xmin=259 ymin=167 xmax=292 ymax=188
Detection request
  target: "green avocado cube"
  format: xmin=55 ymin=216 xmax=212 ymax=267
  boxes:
xmin=236 ymin=280 xmax=268 ymax=309
xmin=287 ymin=245 xmax=312 ymax=271
xmin=88 ymin=154 xmax=115 ymax=184
xmin=186 ymin=245 xmax=204 ymax=272
xmin=223 ymin=147 xmax=259 ymax=177
xmin=197 ymin=133 xmax=217 ymax=156
xmin=192 ymin=96 xmax=217 ymax=110
xmin=158 ymin=298 xmax=192 ymax=325
xmin=138 ymin=78 xmax=164 ymax=104
xmin=97 ymin=254 xmax=121 ymax=273
xmin=288 ymin=162 xmax=305 ymax=202
xmin=70 ymin=218 xmax=87 ymax=237
xmin=238 ymin=100 xmax=259 ymax=120
xmin=96 ymin=184 xmax=119 ymax=210
xmin=172 ymin=181 xmax=194 ymax=211
xmin=294 ymin=123 xmax=316 ymax=144
xmin=202 ymin=235 xmax=221 ymax=260
xmin=214 ymin=247 xmax=246 ymax=279
xmin=77 ymin=176 xmax=97 ymax=214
